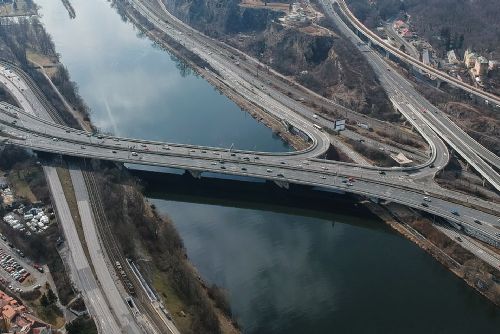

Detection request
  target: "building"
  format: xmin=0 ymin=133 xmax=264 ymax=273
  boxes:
xmin=0 ymin=290 xmax=52 ymax=333
xmin=474 ymin=56 xmax=489 ymax=76
xmin=464 ymin=49 xmax=477 ymax=68
xmin=393 ymin=20 xmax=406 ymax=30
xmin=447 ymin=50 xmax=459 ymax=64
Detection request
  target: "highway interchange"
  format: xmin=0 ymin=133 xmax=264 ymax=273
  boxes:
xmin=0 ymin=0 xmax=498 ymax=332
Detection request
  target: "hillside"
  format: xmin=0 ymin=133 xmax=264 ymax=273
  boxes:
xmin=161 ymin=0 xmax=396 ymax=120
xmin=347 ymin=0 xmax=500 ymax=55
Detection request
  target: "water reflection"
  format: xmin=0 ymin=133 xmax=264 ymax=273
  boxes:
xmin=36 ymin=0 xmax=290 ymax=152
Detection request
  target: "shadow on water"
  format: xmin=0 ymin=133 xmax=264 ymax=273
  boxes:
xmin=132 ymin=169 xmax=393 ymax=233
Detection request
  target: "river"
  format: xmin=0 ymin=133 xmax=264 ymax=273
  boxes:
xmin=35 ymin=0 xmax=500 ymax=333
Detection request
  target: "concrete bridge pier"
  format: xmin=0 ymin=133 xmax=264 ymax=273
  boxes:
xmin=187 ymin=169 xmax=202 ymax=179
xmin=436 ymin=79 xmax=443 ymax=89
xmin=273 ymin=180 xmax=290 ymax=190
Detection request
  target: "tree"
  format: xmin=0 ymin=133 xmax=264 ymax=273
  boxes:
xmin=40 ymin=294 xmax=49 ymax=307
xmin=47 ymin=288 xmax=58 ymax=304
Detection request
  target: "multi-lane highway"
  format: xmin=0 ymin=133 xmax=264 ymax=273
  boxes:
xmin=1 ymin=103 xmax=499 ymax=248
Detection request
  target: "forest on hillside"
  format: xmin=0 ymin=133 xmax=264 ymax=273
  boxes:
xmin=347 ymin=0 xmax=500 ymax=55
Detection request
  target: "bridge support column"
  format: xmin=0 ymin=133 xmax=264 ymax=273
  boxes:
xmin=273 ymin=180 xmax=290 ymax=190
xmin=367 ymin=40 xmax=372 ymax=47
xmin=187 ymin=170 xmax=202 ymax=179
xmin=385 ymin=50 xmax=390 ymax=59
xmin=436 ymin=79 xmax=442 ymax=88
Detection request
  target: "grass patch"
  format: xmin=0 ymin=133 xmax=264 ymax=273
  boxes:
xmin=8 ymin=168 xmax=38 ymax=202
xmin=55 ymin=166 xmax=93 ymax=271
xmin=34 ymin=304 xmax=65 ymax=327
xmin=153 ymin=271 xmax=193 ymax=332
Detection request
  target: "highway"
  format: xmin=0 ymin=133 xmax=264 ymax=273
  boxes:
xmin=333 ymin=0 xmax=500 ymax=107
xmin=320 ymin=0 xmax=500 ymax=192
xmin=69 ymin=166 xmax=145 ymax=334
xmin=1 ymin=105 xmax=499 ymax=248
xmin=43 ymin=165 xmax=122 ymax=334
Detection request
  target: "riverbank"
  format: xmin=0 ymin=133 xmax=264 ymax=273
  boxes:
xmin=113 ymin=0 xmax=308 ymax=151
xmin=366 ymin=202 xmax=500 ymax=306
xmin=0 ymin=6 xmax=241 ymax=333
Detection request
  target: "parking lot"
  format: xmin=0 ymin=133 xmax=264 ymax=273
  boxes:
xmin=0 ymin=235 xmax=46 ymax=293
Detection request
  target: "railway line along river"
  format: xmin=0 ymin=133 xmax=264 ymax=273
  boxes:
xmin=35 ymin=0 xmax=500 ymax=332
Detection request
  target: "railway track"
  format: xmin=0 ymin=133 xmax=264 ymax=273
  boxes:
xmin=82 ymin=167 xmax=173 ymax=334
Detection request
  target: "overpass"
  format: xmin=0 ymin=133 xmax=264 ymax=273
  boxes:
xmin=332 ymin=0 xmax=500 ymax=107
xmin=1 ymin=103 xmax=499 ymax=248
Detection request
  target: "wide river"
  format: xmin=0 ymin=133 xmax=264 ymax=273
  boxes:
xmin=36 ymin=0 xmax=500 ymax=332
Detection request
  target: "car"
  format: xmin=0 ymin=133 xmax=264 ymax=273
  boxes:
xmin=455 ymin=236 xmax=462 ymax=242
xmin=320 ymin=176 xmax=326 ymax=180
xmin=112 ymin=150 xmax=117 ymax=154
xmin=241 ymin=167 xmax=247 ymax=171
xmin=429 ymin=164 xmax=435 ymax=168
xmin=423 ymin=197 xmax=431 ymax=202
xmin=379 ymin=171 xmax=386 ymax=175
xmin=131 ymin=152 xmax=138 ymax=156
xmin=280 ymin=161 xmax=286 ymax=165
xmin=66 ymin=129 xmax=70 ymax=133
xmin=230 ymin=153 xmax=236 ymax=157
xmin=220 ymin=166 xmax=226 ymax=170
xmin=266 ymin=169 xmax=272 ymax=173
xmin=421 ymin=202 xmax=429 ymax=207
xmin=451 ymin=210 xmax=460 ymax=216
xmin=80 ymin=145 xmax=86 ymax=149
xmin=277 ymin=173 xmax=285 ymax=178
xmin=473 ymin=219 xmax=482 ymax=225
xmin=342 ymin=180 xmax=348 ymax=184
xmin=52 ymin=137 xmax=58 ymax=141
xmin=162 ymin=145 xmax=170 ymax=150
xmin=211 ymin=162 xmax=217 ymax=166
